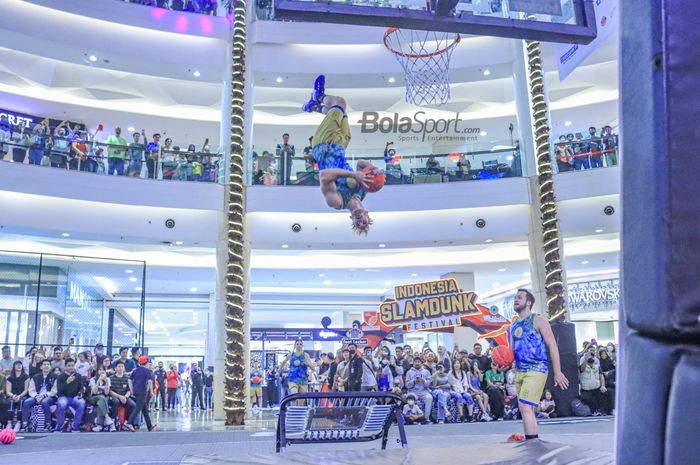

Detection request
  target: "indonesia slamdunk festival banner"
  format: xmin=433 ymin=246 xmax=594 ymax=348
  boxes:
xmin=360 ymin=278 xmax=514 ymax=348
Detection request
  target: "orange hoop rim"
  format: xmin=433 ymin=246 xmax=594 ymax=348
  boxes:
xmin=383 ymin=27 xmax=461 ymax=59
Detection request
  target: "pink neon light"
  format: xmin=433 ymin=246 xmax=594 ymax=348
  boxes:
xmin=151 ymin=8 xmax=167 ymax=20
xmin=175 ymin=16 xmax=188 ymax=33
xmin=199 ymin=16 xmax=214 ymax=35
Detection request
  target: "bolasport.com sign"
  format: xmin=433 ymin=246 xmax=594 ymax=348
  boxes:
xmin=357 ymin=111 xmax=482 ymax=143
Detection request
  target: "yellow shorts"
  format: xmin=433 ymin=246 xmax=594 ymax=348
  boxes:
xmin=312 ymin=107 xmax=351 ymax=148
xmin=515 ymin=371 xmax=547 ymax=407
xmin=250 ymin=386 xmax=262 ymax=398
xmin=288 ymin=382 xmax=309 ymax=394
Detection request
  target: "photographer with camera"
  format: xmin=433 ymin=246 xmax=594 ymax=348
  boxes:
xmin=578 ymin=346 xmax=612 ymax=415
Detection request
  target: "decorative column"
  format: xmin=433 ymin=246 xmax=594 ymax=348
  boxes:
xmin=523 ymin=39 xmax=567 ymax=322
xmin=223 ymin=0 xmax=249 ymax=426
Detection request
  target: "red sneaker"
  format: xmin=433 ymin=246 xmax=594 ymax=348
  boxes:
xmin=506 ymin=433 xmax=526 ymax=443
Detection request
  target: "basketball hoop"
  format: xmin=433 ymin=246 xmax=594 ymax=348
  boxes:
xmin=383 ymin=27 xmax=461 ymax=106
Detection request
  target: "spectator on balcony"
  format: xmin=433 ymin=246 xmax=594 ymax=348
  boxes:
xmin=70 ymin=130 xmax=89 ymax=171
xmin=128 ymin=131 xmax=146 ymax=177
xmin=171 ymin=0 xmax=185 ymax=10
xmin=600 ymin=126 xmax=617 ymax=167
xmin=586 ymin=126 xmax=603 ymax=168
xmin=28 ymin=121 xmax=49 ymax=166
xmin=0 ymin=115 xmax=10 ymax=160
xmin=276 ymin=133 xmax=295 ymax=185
xmin=161 ymin=138 xmax=177 ymax=179
xmin=9 ymin=122 xmax=28 ymax=163
xmin=49 ymin=121 xmax=71 ymax=169
xmin=571 ymin=143 xmax=589 ymax=170
xmin=145 ymin=133 xmax=162 ymax=179
xmin=425 ymin=155 xmax=441 ymax=174
xmin=105 ymin=127 xmax=128 ymax=176
xmin=554 ymin=135 xmax=572 ymax=173
xmin=54 ymin=358 xmax=86 ymax=432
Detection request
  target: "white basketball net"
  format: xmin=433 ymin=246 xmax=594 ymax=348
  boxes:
xmin=384 ymin=28 xmax=461 ymax=106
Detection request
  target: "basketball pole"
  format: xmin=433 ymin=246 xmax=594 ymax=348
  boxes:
xmin=223 ymin=0 xmax=249 ymax=426
xmin=522 ymin=38 xmax=568 ymax=323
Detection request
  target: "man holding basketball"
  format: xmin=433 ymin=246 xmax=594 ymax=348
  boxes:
xmin=506 ymin=289 xmax=569 ymax=442
xmin=303 ymin=75 xmax=383 ymax=235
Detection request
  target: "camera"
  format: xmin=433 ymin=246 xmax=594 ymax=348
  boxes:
xmin=475 ymin=218 xmax=487 ymax=229
xmin=603 ymin=205 xmax=615 ymax=216
xmin=291 ymin=223 xmax=302 ymax=233
xmin=165 ymin=218 xmax=176 ymax=229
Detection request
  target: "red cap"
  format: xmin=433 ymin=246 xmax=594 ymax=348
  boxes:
xmin=138 ymin=355 xmax=149 ymax=365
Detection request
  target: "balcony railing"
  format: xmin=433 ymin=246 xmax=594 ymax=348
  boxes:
xmin=117 ymin=0 xmax=229 ymax=17
xmin=249 ymin=140 xmax=523 ymax=186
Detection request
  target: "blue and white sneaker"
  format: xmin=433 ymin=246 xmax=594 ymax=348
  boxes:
xmin=302 ymin=74 xmax=326 ymax=112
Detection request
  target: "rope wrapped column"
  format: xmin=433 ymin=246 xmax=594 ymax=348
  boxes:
xmin=224 ymin=0 xmax=248 ymax=426
xmin=524 ymin=39 xmax=566 ymax=322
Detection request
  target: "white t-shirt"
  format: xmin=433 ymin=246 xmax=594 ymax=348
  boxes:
xmin=75 ymin=360 xmax=91 ymax=377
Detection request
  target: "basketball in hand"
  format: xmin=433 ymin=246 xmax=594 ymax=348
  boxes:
xmin=491 ymin=345 xmax=514 ymax=368
xmin=361 ymin=165 xmax=385 ymax=193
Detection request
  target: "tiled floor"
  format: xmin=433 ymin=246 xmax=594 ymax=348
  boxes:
xmin=0 ymin=408 xmax=615 ymax=465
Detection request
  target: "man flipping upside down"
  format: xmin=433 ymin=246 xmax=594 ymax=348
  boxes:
xmin=303 ymin=75 xmax=376 ymax=235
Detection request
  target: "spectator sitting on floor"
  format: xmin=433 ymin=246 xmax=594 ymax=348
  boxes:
xmin=402 ymin=393 xmax=425 ymax=425
xmin=109 ymin=360 xmax=136 ymax=431
xmin=430 ymin=363 xmax=452 ymax=424
xmin=405 ymin=356 xmax=433 ymax=424
xmin=54 ymin=358 xmax=86 ymax=433
xmin=468 ymin=342 xmax=491 ymax=375
xmin=0 ymin=370 xmax=9 ymax=429
xmin=484 ymin=361 xmax=506 ymax=420
xmin=579 ymin=349 xmax=612 ymax=416
xmin=448 ymin=358 xmax=474 ymax=422
xmin=7 ymin=360 xmax=30 ymax=431
xmin=112 ymin=346 xmax=136 ymax=373
xmin=538 ymin=388 xmax=556 ymax=419
xmin=75 ymin=351 xmax=91 ymax=378
xmin=0 ymin=346 xmax=13 ymax=375
xmin=89 ymin=366 xmax=115 ymax=432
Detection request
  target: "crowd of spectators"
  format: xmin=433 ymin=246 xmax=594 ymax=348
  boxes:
xmin=0 ymin=343 xmax=213 ymax=433
xmin=552 ymin=125 xmax=619 ymax=172
xmin=0 ymin=116 xmax=221 ymax=183
xmin=258 ymin=338 xmax=617 ymax=424
xmin=120 ymin=0 xmax=223 ymax=15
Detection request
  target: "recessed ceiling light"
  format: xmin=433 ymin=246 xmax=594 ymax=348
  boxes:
xmin=135 ymin=287 xmax=143 ymax=291
xmin=595 ymin=229 xmax=604 ymax=233
xmin=89 ymin=55 xmax=97 ymax=62
xmin=388 ymin=77 xmax=396 ymax=83
xmin=129 ymin=277 xmax=137 ymax=282
xmin=281 ymin=244 xmax=289 ymax=248
xmin=480 ymin=131 xmax=487 ymax=136
xmin=190 ymin=287 xmax=198 ymax=292
xmin=125 ymin=269 xmax=133 ymax=274
xmin=61 ymin=233 xmax=70 ymax=237
xmin=565 ymin=120 xmax=572 ymax=126
xmin=318 ymin=273 xmax=325 ymax=277
xmin=522 ymin=272 xmax=530 ymax=277
xmin=492 ymin=282 xmax=500 ymax=287
xmin=485 ymin=239 xmax=493 ymax=243
xmin=127 ymin=126 xmax=135 ymax=132
xmin=175 ymin=241 xmax=183 ymax=245
xmin=384 ymin=280 xmax=392 ymax=286
xmin=193 ymin=70 xmax=201 ymax=77
xmin=581 ymin=260 xmax=589 ymax=265
xmin=378 ymin=244 xmax=386 ymax=248
xmin=483 ymin=69 xmax=491 ymax=76
xmin=323 ymin=280 xmax=332 ymax=286
xmin=498 ymin=268 xmax=506 ymax=272
xmin=410 ymin=273 xmax=418 ymax=277
xmin=275 ymin=76 xmax=283 ymax=83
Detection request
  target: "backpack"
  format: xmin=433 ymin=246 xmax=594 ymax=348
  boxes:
xmin=571 ymin=398 xmax=592 ymax=417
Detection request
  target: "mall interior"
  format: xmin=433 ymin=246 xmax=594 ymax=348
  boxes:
xmin=0 ymin=0 xmax=627 ymax=457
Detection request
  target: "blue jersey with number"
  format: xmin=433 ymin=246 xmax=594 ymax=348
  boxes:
xmin=508 ymin=314 xmax=548 ymax=373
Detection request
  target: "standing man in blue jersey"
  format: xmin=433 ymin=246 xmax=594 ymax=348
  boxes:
xmin=507 ymin=289 xmax=569 ymax=442
xmin=128 ymin=355 xmax=157 ymax=432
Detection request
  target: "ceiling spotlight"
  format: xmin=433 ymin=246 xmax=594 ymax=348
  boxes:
xmin=384 ymin=280 xmax=392 ymax=286
xmin=378 ymin=244 xmax=386 ymax=248
xmin=190 ymin=287 xmax=198 ymax=292
xmin=89 ymin=55 xmax=97 ymax=62
xmin=135 ymin=287 xmax=143 ymax=291
xmin=323 ymin=280 xmax=332 ymax=286
xmin=318 ymin=273 xmax=325 ymax=277
xmin=492 ymin=282 xmax=500 ymax=287
xmin=410 ymin=273 xmax=418 ymax=277
xmin=485 ymin=239 xmax=493 ymax=243
xmin=498 ymin=268 xmax=506 ymax=272
xmin=480 ymin=131 xmax=487 ymax=137
xmin=483 ymin=69 xmax=491 ymax=76
xmin=125 ymin=269 xmax=133 ymax=274
xmin=581 ymin=260 xmax=590 ymax=265
xmin=595 ymin=229 xmax=604 ymax=233
xmin=281 ymin=244 xmax=289 ymax=248
xmin=522 ymin=272 xmax=530 ymax=277
xmin=564 ymin=120 xmax=572 ymax=126
xmin=275 ymin=76 xmax=283 ymax=83
xmin=61 ymin=233 xmax=70 ymax=237
xmin=193 ymin=70 xmax=201 ymax=77
xmin=175 ymin=241 xmax=183 ymax=245
xmin=129 ymin=277 xmax=137 ymax=282
xmin=388 ymin=77 xmax=396 ymax=83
